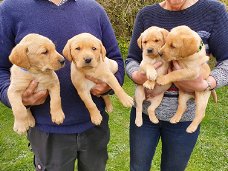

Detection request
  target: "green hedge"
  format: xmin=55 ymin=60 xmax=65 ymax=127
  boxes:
xmin=98 ymin=0 xmax=162 ymax=38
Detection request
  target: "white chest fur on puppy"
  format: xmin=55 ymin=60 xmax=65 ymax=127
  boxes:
xmin=134 ymin=26 xmax=171 ymax=127
xmin=8 ymin=34 xmax=65 ymax=134
xmin=63 ymin=33 xmax=133 ymax=125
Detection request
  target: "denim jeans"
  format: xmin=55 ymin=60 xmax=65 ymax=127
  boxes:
xmin=27 ymin=112 xmax=110 ymax=171
xmin=130 ymin=108 xmax=199 ymax=171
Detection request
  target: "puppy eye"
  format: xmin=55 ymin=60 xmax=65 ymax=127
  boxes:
xmin=75 ymin=47 xmax=80 ymax=50
xmin=143 ymin=41 xmax=147 ymax=44
xmin=41 ymin=50 xmax=48 ymax=54
xmin=92 ymin=47 xmax=97 ymax=51
xmin=154 ymin=39 xmax=159 ymax=42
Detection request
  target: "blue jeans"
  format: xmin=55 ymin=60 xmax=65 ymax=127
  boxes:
xmin=130 ymin=108 xmax=199 ymax=171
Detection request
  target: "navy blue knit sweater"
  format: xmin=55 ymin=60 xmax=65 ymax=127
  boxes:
xmin=126 ymin=0 xmax=228 ymax=121
xmin=0 ymin=0 xmax=124 ymax=133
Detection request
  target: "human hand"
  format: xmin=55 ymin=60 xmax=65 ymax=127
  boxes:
xmin=172 ymin=61 xmax=216 ymax=92
xmin=22 ymin=80 xmax=49 ymax=106
xmin=132 ymin=61 xmax=163 ymax=85
xmin=86 ymin=76 xmax=111 ymax=97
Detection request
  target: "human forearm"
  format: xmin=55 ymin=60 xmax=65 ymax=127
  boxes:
xmin=172 ymin=59 xmax=227 ymax=92
xmin=125 ymin=59 xmax=145 ymax=85
xmin=0 ymin=7 xmax=15 ymax=107
xmin=125 ymin=59 xmax=140 ymax=79
xmin=100 ymin=6 xmax=124 ymax=86
xmin=0 ymin=81 xmax=11 ymax=107
xmin=210 ymin=59 xmax=228 ymax=88
xmin=207 ymin=2 xmax=228 ymax=89
xmin=0 ymin=68 xmax=11 ymax=107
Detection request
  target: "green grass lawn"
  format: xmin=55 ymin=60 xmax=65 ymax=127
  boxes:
xmin=0 ymin=75 xmax=227 ymax=171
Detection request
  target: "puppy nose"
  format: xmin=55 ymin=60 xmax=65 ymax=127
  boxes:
xmin=158 ymin=51 xmax=163 ymax=56
xmin=85 ymin=58 xmax=92 ymax=64
xmin=59 ymin=58 xmax=65 ymax=65
xmin=147 ymin=48 xmax=153 ymax=54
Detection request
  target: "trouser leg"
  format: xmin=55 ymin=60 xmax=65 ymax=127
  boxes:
xmin=77 ymin=112 xmax=110 ymax=171
xmin=160 ymin=121 xmax=200 ymax=171
xmin=27 ymin=127 xmax=77 ymax=171
xmin=130 ymin=108 xmax=160 ymax=171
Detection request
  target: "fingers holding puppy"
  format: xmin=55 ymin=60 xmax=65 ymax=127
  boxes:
xmin=132 ymin=61 xmax=163 ymax=85
xmin=22 ymin=80 xmax=48 ymax=106
xmin=172 ymin=61 xmax=210 ymax=92
xmin=86 ymin=76 xmax=111 ymax=96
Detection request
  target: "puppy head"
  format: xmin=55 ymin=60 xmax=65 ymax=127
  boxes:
xmin=9 ymin=33 xmax=65 ymax=71
xmin=159 ymin=25 xmax=201 ymax=61
xmin=137 ymin=26 xmax=169 ymax=59
xmin=63 ymin=33 xmax=106 ymax=69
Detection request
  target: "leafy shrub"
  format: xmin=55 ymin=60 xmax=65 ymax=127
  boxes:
xmin=98 ymin=0 xmax=162 ymax=38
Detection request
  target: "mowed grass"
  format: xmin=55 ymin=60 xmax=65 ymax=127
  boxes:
xmin=0 ymin=76 xmax=227 ymax=171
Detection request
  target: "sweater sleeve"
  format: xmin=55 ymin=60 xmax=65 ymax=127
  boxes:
xmin=99 ymin=6 xmax=124 ymax=86
xmin=125 ymin=11 xmax=144 ymax=80
xmin=0 ymin=4 xmax=15 ymax=107
xmin=208 ymin=3 xmax=228 ymax=88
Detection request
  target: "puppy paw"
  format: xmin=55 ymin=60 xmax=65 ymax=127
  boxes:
xmin=120 ymin=94 xmax=134 ymax=108
xmin=170 ymin=115 xmax=181 ymax=124
xmin=91 ymin=113 xmax=103 ymax=125
xmin=148 ymin=110 xmax=159 ymax=124
xmin=51 ymin=110 xmax=65 ymax=125
xmin=156 ymin=76 xmax=169 ymax=85
xmin=135 ymin=117 xmax=143 ymax=127
xmin=13 ymin=120 xmax=29 ymax=135
xmin=105 ymin=104 xmax=113 ymax=113
xmin=27 ymin=110 xmax=35 ymax=127
xmin=27 ymin=115 xmax=35 ymax=128
xmin=149 ymin=115 xmax=159 ymax=124
xmin=186 ymin=123 xmax=198 ymax=133
xmin=147 ymin=71 xmax=157 ymax=80
xmin=143 ymin=80 xmax=155 ymax=90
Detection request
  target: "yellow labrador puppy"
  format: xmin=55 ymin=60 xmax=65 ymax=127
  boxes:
xmin=8 ymin=34 xmax=65 ymax=134
xmin=135 ymin=26 xmax=171 ymax=127
xmin=157 ymin=25 xmax=217 ymax=133
xmin=63 ymin=33 xmax=133 ymax=125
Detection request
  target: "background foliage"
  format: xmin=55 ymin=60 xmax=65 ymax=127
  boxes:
xmin=98 ymin=0 xmax=161 ymax=38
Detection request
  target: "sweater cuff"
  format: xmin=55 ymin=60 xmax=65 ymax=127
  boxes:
xmin=125 ymin=60 xmax=140 ymax=80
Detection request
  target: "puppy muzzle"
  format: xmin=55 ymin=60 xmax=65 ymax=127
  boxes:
xmin=59 ymin=58 xmax=65 ymax=66
xmin=84 ymin=57 xmax=92 ymax=64
xmin=147 ymin=48 xmax=153 ymax=54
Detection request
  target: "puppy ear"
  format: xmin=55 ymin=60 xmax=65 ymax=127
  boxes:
xmin=160 ymin=29 xmax=169 ymax=43
xmin=62 ymin=40 xmax=73 ymax=61
xmin=100 ymin=42 xmax=106 ymax=62
xmin=137 ymin=34 xmax=142 ymax=49
xmin=182 ymin=36 xmax=198 ymax=57
xmin=9 ymin=44 xmax=30 ymax=69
